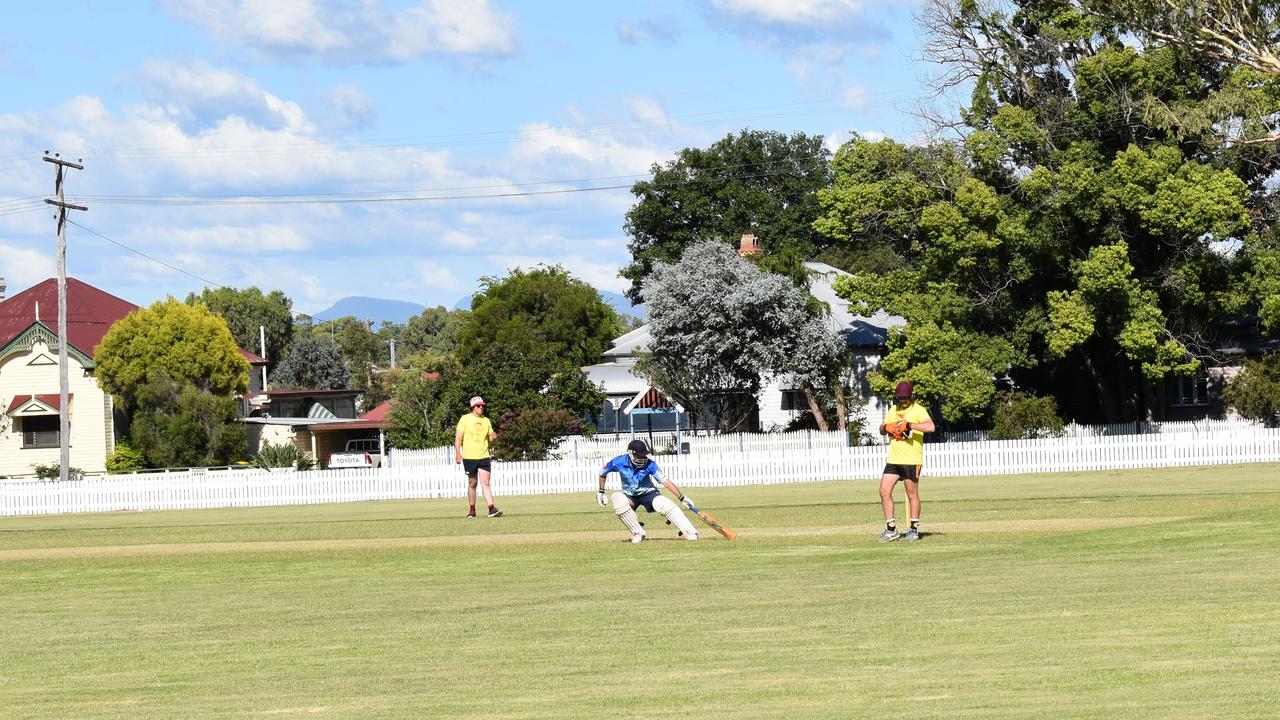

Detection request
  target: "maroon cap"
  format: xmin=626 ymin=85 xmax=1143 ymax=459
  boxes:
xmin=894 ymin=381 xmax=914 ymax=399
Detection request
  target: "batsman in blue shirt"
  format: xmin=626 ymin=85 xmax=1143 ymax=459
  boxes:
xmin=597 ymin=439 xmax=699 ymax=543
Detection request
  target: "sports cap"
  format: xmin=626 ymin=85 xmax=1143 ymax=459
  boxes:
xmin=626 ymin=439 xmax=649 ymax=458
xmin=894 ymin=381 xmax=914 ymax=399
xmin=469 ymin=396 xmax=486 ymax=408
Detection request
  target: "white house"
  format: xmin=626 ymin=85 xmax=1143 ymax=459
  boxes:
xmin=0 ymin=277 xmax=266 ymax=477
xmin=581 ymin=262 xmax=904 ymax=433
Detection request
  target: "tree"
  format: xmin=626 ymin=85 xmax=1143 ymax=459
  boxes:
xmin=95 ymin=298 xmax=249 ymax=412
xmin=271 ymin=332 xmax=350 ymax=390
xmin=401 ymin=306 xmax=469 ymax=357
xmin=622 ymin=129 xmax=833 ymax=301
xmin=387 ymin=357 xmax=463 ymax=449
xmin=129 ymin=374 xmax=246 ymax=468
xmin=458 ymin=266 xmax=624 ymax=369
xmin=186 ymin=286 xmax=293 ymax=369
xmin=824 ymin=1 xmax=1266 ymax=423
xmin=1222 ymin=353 xmax=1280 ymax=423
xmin=639 ymin=241 xmax=818 ymax=431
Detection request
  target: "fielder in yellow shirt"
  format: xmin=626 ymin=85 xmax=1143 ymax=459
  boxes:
xmin=455 ymin=396 xmax=502 ymax=518
xmin=877 ymin=381 xmax=935 ymax=542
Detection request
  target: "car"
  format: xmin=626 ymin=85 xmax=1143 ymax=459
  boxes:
xmin=328 ymin=438 xmax=383 ymax=468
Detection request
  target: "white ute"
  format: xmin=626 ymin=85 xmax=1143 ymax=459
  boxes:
xmin=328 ymin=438 xmax=383 ymax=468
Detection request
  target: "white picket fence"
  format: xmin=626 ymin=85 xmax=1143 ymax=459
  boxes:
xmin=2 ymin=428 xmax=1278 ymax=517
xmin=389 ymin=419 xmax=1273 ymax=467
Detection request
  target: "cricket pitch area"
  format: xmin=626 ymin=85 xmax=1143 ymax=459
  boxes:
xmin=2 ymin=463 xmax=1277 ymax=719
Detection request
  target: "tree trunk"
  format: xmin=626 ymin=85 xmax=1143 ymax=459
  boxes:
xmin=1082 ymin=349 xmax=1122 ymax=423
xmin=800 ymin=380 xmax=830 ymax=431
xmin=833 ymin=383 xmax=848 ymax=432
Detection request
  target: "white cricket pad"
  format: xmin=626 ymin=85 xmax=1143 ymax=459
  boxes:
xmin=612 ymin=492 xmax=645 ymax=536
xmin=652 ymin=494 xmax=698 ymax=540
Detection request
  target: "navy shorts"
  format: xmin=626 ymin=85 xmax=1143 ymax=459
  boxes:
xmin=463 ymin=458 xmax=492 ymax=476
xmin=622 ymin=490 xmax=661 ymax=512
xmin=882 ymin=463 xmax=919 ymax=481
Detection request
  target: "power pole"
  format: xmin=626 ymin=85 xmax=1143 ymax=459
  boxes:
xmin=387 ymin=338 xmax=397 ymax=369
xmin=43 ymin=152 xmax=86 ymax=483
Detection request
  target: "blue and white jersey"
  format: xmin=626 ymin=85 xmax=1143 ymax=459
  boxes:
xmin=600 ymin=454 xmax=663 ymax=496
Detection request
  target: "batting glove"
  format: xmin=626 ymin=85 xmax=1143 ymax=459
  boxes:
xmin=679 ymin=495 xmax=694 ymax=509
xmin=596 ymin=491 xmax=608 ymax=507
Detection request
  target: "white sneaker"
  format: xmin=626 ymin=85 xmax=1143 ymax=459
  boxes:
xmin=630 ymin=532 xmax=646 ymax=544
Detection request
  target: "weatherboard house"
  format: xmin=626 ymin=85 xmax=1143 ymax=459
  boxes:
xmin=580 ymin=262 xmax=905 ymax=435
xmin=0 ymin=277 xmax=265 ymax=478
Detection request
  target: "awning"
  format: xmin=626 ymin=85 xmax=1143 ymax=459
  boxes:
xmin=6 ymin=394 xmax=71 ymax=416
xmin=622 ymin=387 xmax=683 ymax=414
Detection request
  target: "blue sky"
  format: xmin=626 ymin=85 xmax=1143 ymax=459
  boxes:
xmin=0 ymin=1 xmax=933 ymax=315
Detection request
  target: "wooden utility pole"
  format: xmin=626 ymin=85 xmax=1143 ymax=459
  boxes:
xmin=43 ymin=152 xmax=86 ymax=483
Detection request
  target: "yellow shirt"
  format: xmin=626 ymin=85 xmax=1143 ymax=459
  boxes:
xmin=456 ymin=414 xmax=494 ymax=459
xmin=883 ymin=402 xmax=931 ymax=465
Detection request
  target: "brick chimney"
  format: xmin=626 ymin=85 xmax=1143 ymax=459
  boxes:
xmin=738 ymin=233 xmax=762 ymax=257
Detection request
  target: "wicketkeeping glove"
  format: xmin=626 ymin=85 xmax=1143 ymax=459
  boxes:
xmin=887 ymin=417 xmax=910 ymax=441
xmin=596 ymin=491 xmax=608 ymax=507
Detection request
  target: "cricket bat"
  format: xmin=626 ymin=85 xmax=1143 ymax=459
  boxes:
xmin=682 ymin=498 xmax=737 ymax=540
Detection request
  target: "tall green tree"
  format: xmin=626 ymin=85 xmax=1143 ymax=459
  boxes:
xmin=129 ymin=374 xmax=246 ymax=468
xmin=186 ymin=286 xmax=293 ymax=369
xmin=95 ymin=298 xmax=250 ymax=412
xmin=622 ymin=129 xmax=833 ymax=301
xmin=824 ymin=1 xmax=1265 ymax=423
xmin=457 ymin=266 xmax=623 ymax=369
xmin=401 ymin=306 xmax=469 ymax=357
xmin=271 ymin=333 xmax=350 ymax=390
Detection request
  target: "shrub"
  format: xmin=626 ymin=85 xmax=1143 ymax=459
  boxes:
xmin=30 ymin=463 xmax=85 ymax=481
xmin=105 ymin=442 xmax=146 ymax=473
xmin=1222 ymin=354 xmax=1280 ymax=424
xmin=253 ymin=442 xmax=316 ymax=471
xmin=491 ymin=408 xmax=584 ymax=461
xmin=989 ymin=391 xmax=1066 ymax=440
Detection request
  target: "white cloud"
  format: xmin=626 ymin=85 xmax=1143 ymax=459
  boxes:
xmin=0 ymin=81 xmax=680 ymax=312
xmin=710 ymin=0 xmax=916 ymax=30
xmin=167 ymin=224 xmax=312 ymax=252
xmin=325 ymin=85 xmax=377 ymax=131
xmin=415 ymin=259 xmax=465 ymax=291
xmin=616 ymin=17 xmax=680 ymax=45
xmin=0 ymin=244 xmax=54 ymax=290
xmin=162 ymin=0 xmax=518 ymax=64
xmin=136 ymin=60 xmax=313 ymax=133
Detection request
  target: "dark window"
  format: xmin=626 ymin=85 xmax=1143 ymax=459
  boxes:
xmin=1171 ymin=374 xmax=1209 ymax=407
xmin=780 ymin=390 xmax=806 ymax=411
xmin=21 ymin=415 xmax=60 ymax=448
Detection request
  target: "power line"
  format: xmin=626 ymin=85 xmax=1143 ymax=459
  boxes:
xmin=67 ymin=218 xmax=226 ymax=288
xmin=69 ymin=157 xmax=835 ymax=208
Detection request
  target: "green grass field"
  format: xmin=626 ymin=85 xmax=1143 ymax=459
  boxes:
xmin=2 ymin=464 xmax=1278 ymax=719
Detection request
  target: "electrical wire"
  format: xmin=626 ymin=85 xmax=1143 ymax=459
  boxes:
xmin=66 ymin=219 xmax=225 ymax=288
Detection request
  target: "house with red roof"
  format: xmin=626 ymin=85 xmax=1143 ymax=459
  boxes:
xmin=0 ymin=277 xmax=266 ymax=477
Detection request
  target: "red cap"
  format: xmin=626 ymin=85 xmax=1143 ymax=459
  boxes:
xmin=894 ymin=381 xmax=914 ymax=399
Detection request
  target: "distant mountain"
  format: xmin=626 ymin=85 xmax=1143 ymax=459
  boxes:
xmin=313 ymin=297 xmax=426 ymax=326
xmin=453 ymin=289 xmax=646 ymax=320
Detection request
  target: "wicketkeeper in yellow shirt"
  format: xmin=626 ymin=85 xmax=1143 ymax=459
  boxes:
xmin=877 ymin=381 xmax=935 ymax=542
xmin=455 ymin=396 xmax=502 ymax=518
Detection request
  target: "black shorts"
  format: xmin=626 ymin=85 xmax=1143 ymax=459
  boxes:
xmin=622 ymin=490 xmax=661 ymax=512
xmin=882 ymin=463 xmax=919 ymax=481
xmin=462 ymin=458 xmax=492 ymax=476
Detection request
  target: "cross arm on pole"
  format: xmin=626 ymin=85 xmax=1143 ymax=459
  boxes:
xmin=44 ymin=198 xmax=88 ymax=212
